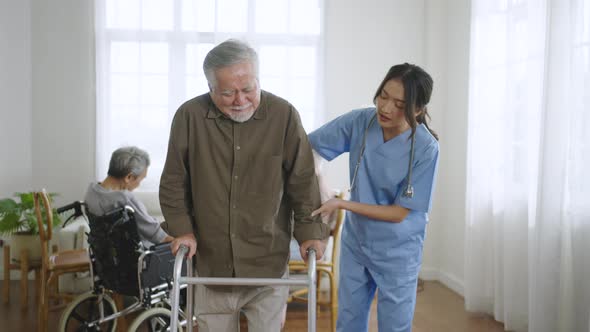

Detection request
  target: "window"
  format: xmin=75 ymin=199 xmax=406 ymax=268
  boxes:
xmin=95 ymin=0 xmax=324 ymax=191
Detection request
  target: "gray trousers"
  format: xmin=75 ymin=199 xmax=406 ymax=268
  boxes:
xmin=193 ymin=274 xmax=289 ymax=332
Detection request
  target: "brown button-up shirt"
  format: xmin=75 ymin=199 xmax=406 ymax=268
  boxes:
xmin=160 ymin=91 xmax=329 ymax=278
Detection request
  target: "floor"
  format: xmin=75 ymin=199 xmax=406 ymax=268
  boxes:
xmin=0 ymin=280 xmax=506 ymax=331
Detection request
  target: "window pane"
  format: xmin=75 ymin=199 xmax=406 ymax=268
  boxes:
xmin=186 ymin=43 xmax=215 ymax=75
xmin=299 ymin=110 xmax=315 ymax=131
xmin=141 ymin=0 xmax=173 ymax=30
xmin=110 ymin=106 xmax=139 ymax=131
xmin=111 ymin=42 xmax=139 ymax=73
xmin=140 ymin=106 xmax=169 ymax=129
xmin=111 ymin=74 xmax=138 ymax=104
xmin=259 ymin=46 xmax=287 ymax=77
xmin=289 ymin=46 xmax=316 ymax=77
xmin=261 ymin=77 xmax=286 ymax=97
xmin=141 ymin=74 xmax=168 ymax=105
xmin=106 ymin=0 xmax=140 ymax=29
xmin=290 ymin=0 xmax=320 ymax=34
xmin=186 ymin=75 xmax=210 ymax=98
xmin=182 ymin=0 xmax=216 ymax=31
xmin=217 ymin=0 xmax=248 ymax=32
xmin=255 ymin=0 xmax=287 ymax=33
xmin=140 ymin=43 xmax=169 ymax=74
xmin=573 ymin=0 xmax=590 ymax=43
xmin=289 ymin=78 xmax=315 ymax=113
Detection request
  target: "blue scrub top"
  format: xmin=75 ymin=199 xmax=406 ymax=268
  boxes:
xmin=309 ymin=108 xmax=439 ymax=274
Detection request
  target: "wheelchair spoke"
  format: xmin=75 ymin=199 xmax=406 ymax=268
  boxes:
xmin=128 ymin=307 xmax=179 ymax=332
xmin=60 ymin=293 xmax=117 ymax=332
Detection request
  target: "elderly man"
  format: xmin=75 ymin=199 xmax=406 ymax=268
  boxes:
xmin=160 ymin=39 xmax=329 ymax=331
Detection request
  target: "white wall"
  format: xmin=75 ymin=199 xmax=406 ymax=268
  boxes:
xmin=1 ymin=0 xmax=471 ymax=294
xmin=322 ymin=0 xmax=426 ymax=191
xmin=0 ymin=0 xmax=33 ymax=198
xmin=422 ymin=0 xmax=472 ymax=295
xmin=420 ymin=0 xmax=449 ymax=283
xmin=436 ymin=0 xmax=471 ymax=295
xmin=30 ymin=0 xmax=96 ymax=206
xmin=0 ymin=0 xmax=33 ymax=278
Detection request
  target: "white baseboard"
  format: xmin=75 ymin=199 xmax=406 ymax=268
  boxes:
xmin=437 ymin=270 xmax=464 ymax=297
xmin=0 ymin=269 xmax=36 ymax=280
xmin=420 ymin=266 xmax=464 ymax=297
xmin=418 ymin=266 xmax=439 ymax=280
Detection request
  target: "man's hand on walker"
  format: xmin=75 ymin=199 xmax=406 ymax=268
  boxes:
xmin=171 ymin=233 xmax=197 ymax=259
xmin=299 ymin=239 xmax=327 ymax=263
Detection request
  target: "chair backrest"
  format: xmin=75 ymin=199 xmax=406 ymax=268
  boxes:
xmin=86 ymin=205 xmax=143 ymax=296
xmin=329 ymin=191 xmax=345 ymax=264
xmin=33 ymin=190 xmax=54 ymax=269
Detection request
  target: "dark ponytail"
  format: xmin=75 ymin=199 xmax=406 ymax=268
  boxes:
xmin=417 ymin=107 xmax=438 ymax=140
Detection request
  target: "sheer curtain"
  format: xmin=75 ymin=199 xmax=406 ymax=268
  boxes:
xmin=95 ymin=0 xmax=324 ymax=191
xmin=465 ymin=0 xmax=590 ymax=331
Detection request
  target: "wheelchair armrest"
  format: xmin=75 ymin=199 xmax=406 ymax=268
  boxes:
xmin=149 ymin=242 xmax=171 ymax=252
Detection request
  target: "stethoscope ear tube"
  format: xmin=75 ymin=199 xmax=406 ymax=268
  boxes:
xmin=402 ymin=132 xmax=415 ymax=198
xmin=349 ymin=115 xmax=376 ymax=193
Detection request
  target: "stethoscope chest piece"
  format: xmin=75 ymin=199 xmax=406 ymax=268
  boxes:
xmin=403 ymin=184 xmax=414 ymax=198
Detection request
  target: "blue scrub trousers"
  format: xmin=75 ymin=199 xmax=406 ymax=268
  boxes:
xmin=336 ymin=239 xmax=419 ymax=332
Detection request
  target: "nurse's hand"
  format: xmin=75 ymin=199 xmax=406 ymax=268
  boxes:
xmin=311 ymin=198 xmax=342 ymax=219
xmin=299 ymin=239 xmax=327 ymax=263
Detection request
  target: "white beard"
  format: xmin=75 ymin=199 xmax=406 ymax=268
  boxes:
xmin=227 ymin=108 xmax=255 ymax=123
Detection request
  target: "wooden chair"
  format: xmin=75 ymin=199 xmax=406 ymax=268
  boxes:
xmin=288 ymin=191 xmax=345 ymax=332
xmin=33 ymin=190 xmax=91 ymax=332
xmin=2 ymin=244 xmax=41 ymax=309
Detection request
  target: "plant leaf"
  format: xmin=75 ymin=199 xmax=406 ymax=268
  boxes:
xmin=25 ymin=213 xmax=38 ymax=234
xmin=0 ymin=192 xmax=63 ymax=235
xmin=0 ymin=198 xmax=19 ymax=215
xmin=0 ymin=213 xmax=22 ymax=235
xmin=52 ymin=209 xmax=62 ymax=228
xmin=16 ymin=192 xmax=34 ymax=210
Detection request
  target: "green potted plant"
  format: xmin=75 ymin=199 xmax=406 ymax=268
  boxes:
xmin=0 ymin=192 xmax=62 ymax=261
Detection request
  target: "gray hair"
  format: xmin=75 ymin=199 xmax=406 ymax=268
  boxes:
xmin=107 ymin=146 xmax=150 ymax=178
xmin=203 ymin=39 xmax=259 ymax=90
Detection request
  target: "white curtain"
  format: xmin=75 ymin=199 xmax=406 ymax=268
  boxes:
xmin=95 ymin=0 xmax=324 ymax=191
xmin=465 ymin=0 xmax=590 ymax=331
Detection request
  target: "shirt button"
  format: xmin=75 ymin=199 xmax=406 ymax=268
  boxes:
xmin=233 ymin=205 xmax=236 ymax=209
xmin=234 ymin=175 xmax=238 ymax=180
xmin=231 ymin=233 xmax=235 ymax=238
xmin=236 ymin=146 xmax=241 ymax=150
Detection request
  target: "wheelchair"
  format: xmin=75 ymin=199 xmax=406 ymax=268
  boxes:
xmin=56 ymin=201 xmax=189 ymax=332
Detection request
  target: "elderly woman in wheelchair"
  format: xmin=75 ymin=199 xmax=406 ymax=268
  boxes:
xmin=84 ymin=146 xmax=173 ymax=246
xmin=57 ymin=147 xmax=189 ymax=331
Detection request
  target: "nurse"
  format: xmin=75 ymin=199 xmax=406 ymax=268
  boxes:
xmin=310 ymin=63 xmax=439 ymax=332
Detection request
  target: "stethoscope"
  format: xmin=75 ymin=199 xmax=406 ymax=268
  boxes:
xmin=349 ymin=113 xmax=415 ymax=198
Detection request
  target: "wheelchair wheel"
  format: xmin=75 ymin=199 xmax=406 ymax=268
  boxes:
xmin=128 ymin=307 xmax=183 ymax=332
xmin=58 ymin=291 xmax=118 ymax=332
